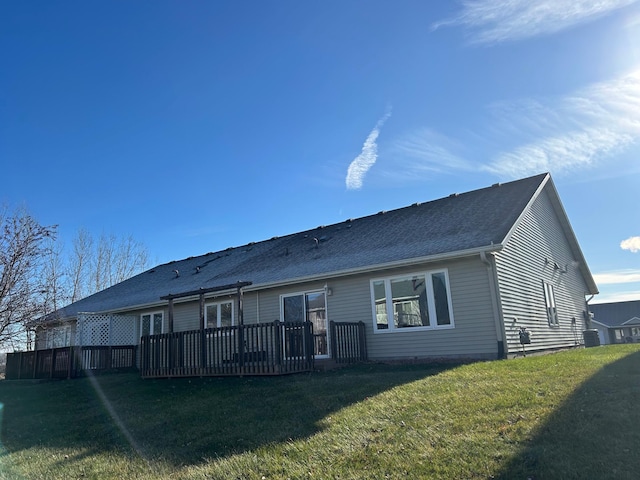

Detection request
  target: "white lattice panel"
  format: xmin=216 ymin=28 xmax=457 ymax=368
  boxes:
xmin=111 ymin=315 xmax=137 ymax=345
xmin=77 ymin=313 xmax=137 ymax=347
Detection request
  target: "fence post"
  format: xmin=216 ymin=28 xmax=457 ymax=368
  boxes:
xmin=17 ymin=352 xmax=23 ymax=380
xmin=32 ymin=349 xmax=38 ymax=379
xmin=200 ymin=329 xmax=206 ymax=371
xmin=358 ymin=321 xmax=367 ymax=361
xmin=330 ymin=321 xmax=337 ymax=361
xmin=274 ymin=320 xmax=282 ymax=372
xmin=238 ymin=324 xmax=245 ymax=371
xmin=307 ymin=321 xmax=314 ymax=370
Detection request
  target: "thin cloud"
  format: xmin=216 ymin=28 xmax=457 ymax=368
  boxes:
xmin=591 ymin=290 xmax=640 ymax=303
xmin=621 ymin=236 xmax=640 ymax=253
xmin=433 ymin=0 xmax=638 ymax=45
xmin=346 ymin=108 xmax=392 ymax=190
xmin=593 ymin=269 xmax=640 ymax=285
xmin=484 ymin=69 xmax=640 ymax=178
xmin=378 ymin=129 xmax=474 ymax=183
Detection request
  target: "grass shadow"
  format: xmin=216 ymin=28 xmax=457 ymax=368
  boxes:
xmin=0 ymin=362 xmax=460 ymax=469
xmin=495 ymin=348 xmax=640 ymax=480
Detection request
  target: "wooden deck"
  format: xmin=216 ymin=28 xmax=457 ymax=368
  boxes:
xmin=5 ymin=321 xmax=367 ymax=380
xmin=140 ymin=320 xmax=367 ymax=378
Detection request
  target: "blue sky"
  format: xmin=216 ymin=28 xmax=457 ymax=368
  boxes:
xmin=1 ymin=0 xmax=639 ymax=304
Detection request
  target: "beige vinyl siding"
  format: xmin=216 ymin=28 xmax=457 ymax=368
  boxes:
xmin=115 ymin=257 xmax=497 ymax=360
xmin=209 ymin=259 xmax=498 ymax=360
xmin=363 ymin=258 xmax=497 ymax=360
xmin=173 ymin=302 xmax=199 ymax=331
xmin=495 ymin=186 xmax=590 ymax=355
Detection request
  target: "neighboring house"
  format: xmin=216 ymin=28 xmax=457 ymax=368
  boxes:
xmin=33 ymin=172 xmax=598 ymax=368
xmin=589 ymin=301 xmax=640 ymax=345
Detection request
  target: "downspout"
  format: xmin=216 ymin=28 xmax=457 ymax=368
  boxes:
xmin=584 ymin=294 xmax=595 ymax=330
xmin=481 ymin=251 xmax=507 ymax=359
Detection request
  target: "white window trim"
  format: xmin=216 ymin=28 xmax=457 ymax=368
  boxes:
xmin=280 ymin=289 xmax=330 ymax=359
xmin=543 ymin=282 xmax=559 ymax=327
xmin=204 ymin=300 xmax=235 ymax=328
xmin=279 ymin=289 xmax=327 ymax=322
xmin=140 ymin=311 xmax=164 ymax=336
xmin=371 ymin=269 xmax=455 ymax=334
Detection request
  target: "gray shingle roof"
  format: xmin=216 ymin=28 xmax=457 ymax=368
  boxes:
xmin=49 ymin=173 xmax=549 ymax=319
xmin=590 ymin=301 xmax=640 ymax=327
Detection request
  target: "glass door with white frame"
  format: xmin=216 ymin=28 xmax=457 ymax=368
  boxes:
xmin=282 ymin=291 xmax=328 ymax=357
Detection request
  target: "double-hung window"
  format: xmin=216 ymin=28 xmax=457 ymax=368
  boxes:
xmin=543 ymin=282 xmax=559 ymax=326
xmin=141 ymin=312 xmax=164 ymax=336
xmin=371 ymin=270 xmax=454 ymax=333
xmin=205 ymin=300 xmax=234 ymax=328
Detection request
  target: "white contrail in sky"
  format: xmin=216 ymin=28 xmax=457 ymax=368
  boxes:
xmin=346 ymin=108 xmax=392 ymax=190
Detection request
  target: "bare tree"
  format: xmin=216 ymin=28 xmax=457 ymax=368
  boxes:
xmin=68 ymin=228 xmax=93 ymax=303
xmin=67 ymin=230 xmax=150 ymax=298
xmin=39 ymin=236 xmax=68 ymax=316
xmin=0 ymin=206 xmax=56 ymax=349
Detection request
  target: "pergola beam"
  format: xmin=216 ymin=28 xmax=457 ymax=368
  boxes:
xmin=160 ymin=281 xmax=253 ymax=301
xmin=161 ymin=281 xmax=253 ymax=333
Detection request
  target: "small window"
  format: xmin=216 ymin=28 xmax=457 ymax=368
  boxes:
xmin=205 ymin=301 xmax=234 ymax=328
xmin=141 ymin=312 xmax=164 ymax=336
xmin=371 ymin=270 xmax=454 ymax=333
xmin=543 ymin=282 xmax=559 ymax=327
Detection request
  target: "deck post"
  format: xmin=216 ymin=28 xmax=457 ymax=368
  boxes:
xmin=199 ymin=294 xmax=205 ymax=330
xmin=359 ymin=321 xmax=367 ymax=361
xmin=32 ymin=349 xmax=38 ymax=379
xmin=237 ymin=285 xmax=245 ymax=369
xmin=276 ymin=320 xmax=283 ymax=373
xmin=168 ymin=298 xmax=174 ymax=333
xmin=17 ymin=352 xmax=23 ymax=380
xmin=200 ymin=329 xmax=206 ymax=371
xmin=330 ymin=321 xmax=337 ymax=361
xmin=67 ymin=346 xmax=72 ymax=379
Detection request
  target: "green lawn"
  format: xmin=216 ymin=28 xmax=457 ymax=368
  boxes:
xmin=0 ymin=344 xmax=639 ymax=479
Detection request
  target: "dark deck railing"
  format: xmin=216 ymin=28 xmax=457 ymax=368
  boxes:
xmin=330 ymin=321 xmax=367 ymax=364
xmin=139 ymin=321 xmax=315 ymax=378
xmin=5 ymin=345 xmax=137 ymax=380
xmin=5 ymin=321 xmax=368 ymax=381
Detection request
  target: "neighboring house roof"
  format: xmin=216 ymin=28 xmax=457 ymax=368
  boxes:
xmin=40 ymin=172 xmax=597 ymax=322
xmin=589 ymin=301 xmax=640 ymax=328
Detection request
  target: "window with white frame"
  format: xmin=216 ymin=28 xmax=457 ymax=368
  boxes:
xmin=140 ymin=311 xmax=164 ymax=336
xmin=543 ymin=282 xmax=559 ymax=327
xmin=371 ymin=270 xmax=454 ymax=332
xmin=205 ymin=300 xmax=234 ymax=328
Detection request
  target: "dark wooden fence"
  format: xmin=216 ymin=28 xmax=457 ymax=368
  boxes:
xmin=5 ymin=345 xmax=137 ymax=380
xmin=330 ymin=321 xmax=367 ymax=364
xmin=140 ymin=321 xmax=315 ymax=378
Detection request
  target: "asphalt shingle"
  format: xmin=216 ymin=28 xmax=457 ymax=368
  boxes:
xmin=49 ymin=173 xmax=548 ymax=319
